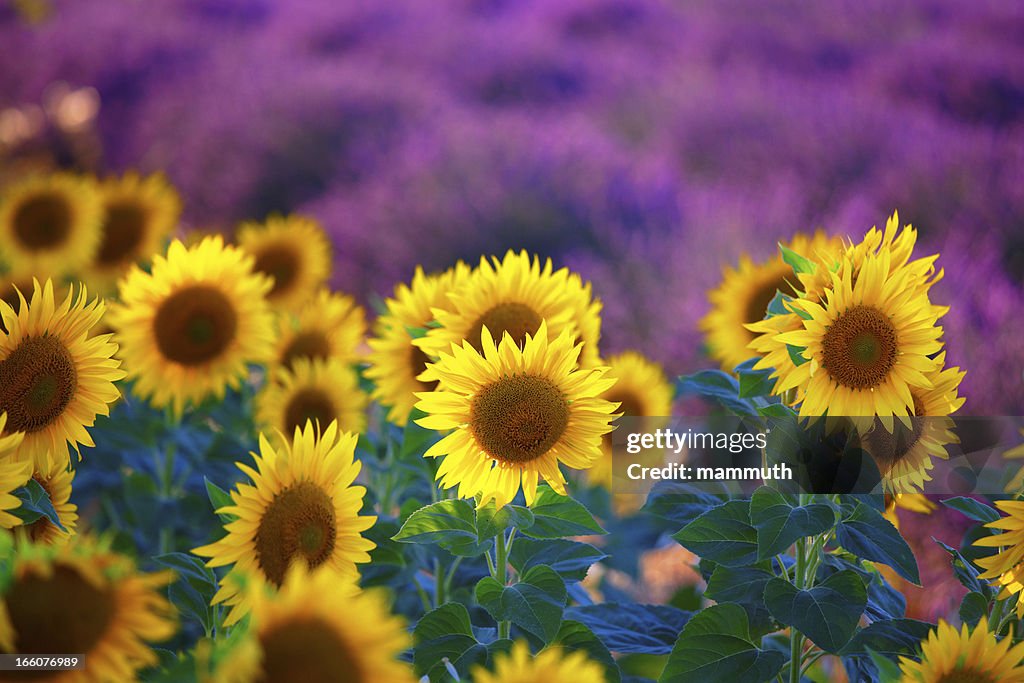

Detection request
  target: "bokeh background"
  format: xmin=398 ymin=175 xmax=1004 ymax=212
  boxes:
xmin=1 ymin=0 xmax=1022 ymax=414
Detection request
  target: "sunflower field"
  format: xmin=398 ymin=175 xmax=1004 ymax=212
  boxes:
xmin=1 ymin=2 xmax=1024 ymax=683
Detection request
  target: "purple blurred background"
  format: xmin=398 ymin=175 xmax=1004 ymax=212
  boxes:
xmin=2 ymin=0 xmax=1022 ymax=413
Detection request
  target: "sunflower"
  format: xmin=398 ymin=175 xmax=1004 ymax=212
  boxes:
xmin=236 ymin=214 xmax=333 ymax=311
xmin=20 ymin=458 xmax=78 ymax=544
xmin=0 ymin=279 xmax=123 ymax=466
xmin=0 ymin=535 xmax=177 ymax=683
xmin=415 ymin=250 xmax=601 ymax=368
xmin=273 ymin=288 xmax=366 ymax=373
xmin=589 ymin=351 xmax=673 ymax=488
xmin=211 ymin=564 xmax=416 ymax=683
xmin=862 ymin=353 xmax=965 ymax=492
xmin=84 ymin=171 xmax=181 ymax=294
xmin=110 ymin=236 xmax=275 ymax=414
xmin=256 ymin=357 xmax=367 ymax=442
xmin=975 ymin=500 xmax=1024 ymax=617
xmin=0 ymin=173 xmax=102 ymax=274
xmin=701 ymin=231 xmax=844 ymax=371
xmin=773 ymin=250 xmax=946 ymax=421
xmin=365 ymin=263 xmax=470 ymax=426
xmin=0 ymin=419 xmax=29 ymax=529
xmin=193 ymin=421 xmax=376 ymax=626
xmin=472 ymin=641 xmax=605 ymax=683
xmin=415 ymin=323 xmax=618 ymax=509
xmin=898 ymin=616 xmax=1024 ymax=682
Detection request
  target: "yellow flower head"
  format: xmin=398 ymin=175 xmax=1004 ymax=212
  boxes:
xmin=472 ymin=641 xmax=606 ymax=683
xmin=273 ymin=288 xmax=366 ymax=372
xmin=416 ymin=323 xmax=618 ymax=508
xmin=899 ymin=616 xmax=1024 ymax=682
xmin=256 ymin=357 xmax=367 ymax=441
xmin=237 ymin=214 xmax=332 ymax=311
xmin=19 ymin=458 xmax=78 ymax=545
xmin=975 ymin=501 xmax=1024 ymax=618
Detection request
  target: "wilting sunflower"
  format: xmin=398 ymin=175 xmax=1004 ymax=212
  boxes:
xmin=773 ymin=251 xmax=946 ymax=421
xmin=0 ymin=535 xmax=177 ymax=682
xmin=84 ymin=171 xmax=181 ymax=293
xmin=273 ymin=288 xmax=366 ymax=373
xmin=589 ymin=351 xmax=673 ymax=488
xmin=237 ymin=214 xmax=333 ymax=311
xmin=415 ymin=250 xmax=602 ymax=368
xmin=365 ymin=263 xmax=470 ymax=426
xmin=110 ymin=236 xmax=275 ymax=414
xmin=0 ymin=419 xmax=29 ymax=529
xmin=472 ymin=641 xmax=605 ymax=683
xmin=256 ymin=357 xmax=367 ymax=441
xmin=193 ymin=421 xmax=376 ymax=626
xmin=899 ymin=616 xmax=1024 ymax=682
xmin=211 ymin=564 xmax=416 ymax=683
xmin=0 ymin=173 xmax=102 ymax=274
xmin=975 ymin=500 xmax=1024 ymax=618
xmin=416 ymin=323 xmax=618 ymax=509
xmin=20 ymin=459 xmax=77 ymax=544
xmin=863 ymin=353 xmax=965 ymax=492
xmin=701 ymin=231 xmax=844 ymax=371
xmin=0 ymin=279 xmax=123 ymax=466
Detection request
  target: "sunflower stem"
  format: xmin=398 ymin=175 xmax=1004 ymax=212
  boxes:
xmin=790 ymin=536 xmax=807 ymax=683
xmin=495 ymin=530 xmax=511 ymax=640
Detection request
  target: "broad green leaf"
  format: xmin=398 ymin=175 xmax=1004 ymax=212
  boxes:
xmin=565 ymin=604 xmax=692 ymax=655
xmin=778 ymin=243 xmax=816 ymax=274
xmin=765 ymin=291 xmax=793 ymax=317
xmin=550 ymin=621 xmax=621 ymax=683
xmin=841 ymin=618 xmax=933 ymax=659
xmin=934 ymin=539 xmax=993 ymax=598
xmin=673 ymin=500 xmax=758 ymax=567
xmin=393 ymin=499 xmax=493 ymax=556
xmin=750 ymin=487 xmax=835 ymax=560
xmin=676 ymin=371 xmax=758 ymax=416
xmin=959 ymin=592 xmax=988 ymax=627
xmin=643 ymin=481 xmax=730 ymax=526
xmin=868 ymin=647 xmax=905 ymax=683
xmin=509 ymin=538 xmax=607 ymax=582
xmin=521 ymin=485 xmax=605 ymax=538
xmin=737 ymin=363 xmax=776 ymax=398
xmin=204 ymin=477 xmax=237 ymax=523
xmin=476 ymin=501 xmax=535 ymax=541
xmin=660 ymin=603 xmax=786 ymax=683
xmin=704 ymin=565 xmax=774 ymax=607
xmin=941 ymin=497 xmax=1001 ymax=524
xmin=786 ymin=344 xmax=809 ymax=367
xmin=413 ymin=603 xmax=480 ymax=682
xmin=403 ymin=407 xmax=442 ymax=460
xmin=764 ymin=570 xmax=867 ymax=653
xmin=836 ymin=503 xmax=920 ymax=585
xmin=13 ymin=479 xmax=65 ymax=530
xmin=475 ymin=565 xmax=567 ymax=643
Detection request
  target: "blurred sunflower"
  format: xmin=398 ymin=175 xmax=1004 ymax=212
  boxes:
xmin=415 ymin=250 xmax=601 ymax=367
xmin=702 ymin=230 xmax=843 ymax=371
xmin=416 ymin=323 xmax=618 ymax=509
xmin=84 ymin=171 xmax=181 ymax=294
xmin=0 ymin=173 xmax=102 ymax=274
xmin=472 ymin=641 xmax=605 ymax=683
xmin=0 ymin=279 xmax=123 ymax=466
xmin=0 ymin=535 xmax=177 ymax=680
xmin=899 ymin=616 xmax=1024 ymax=682
xmin=274 ymin=288 xmax=366 ymax=372
xmin=256 ymin=357 xmax=366 ymax=441
xmin=21 ymin=459 xmax=77 ymax=544
xmin=193 ymin=421 xmax=376 ymax=626
xmin=110 ymin=237 xmax=275 ymax=414
xmin=975 ymin=500 xmax=1024 ymax=617
xmin=237 ymin=214 xmax=332 ymax=311
xmin=0 ymin=419 xmax=30 ymax=528
xmin=212 ymin=564 xmax=415 ymax=683
xmin=365 ymin=263 xmax=470 ymax=426
xmin=589 ymin=351 xmax=673 ymax=488
xmin=774 ymin=252 xmax=945 ymax=421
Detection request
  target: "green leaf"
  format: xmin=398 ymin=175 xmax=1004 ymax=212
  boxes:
xmin=12 ymin=479 xmax=65 ymax=530
xmin=393 ymin=499 xmax=493 ymax=556
xmin=475 ymin=565 xmax=567 ymax=643
xmin=941 ymin=497 xmax=1001 ymax=524
xmin=836 ymin=503 xmax=920 ymax=585
xmin=765 ymin=291 xmax=793 ymax=318
xmin=786 ymin=344 xmax=809 ymax=366
xmin=959 ymin=592 xmax=988 ymax=627
xmin=840 ymin=618 xmax=933 ymax=659
xmin=756 ymin=403 xmax=796 ymax=418
xmin=737 ymin=364 xmax=776 ymax=398
xmin=660 ymin=603 xmax=786 ymax=683
xmin=521 ymin=485 xmax=605 ymax=538
xmin=673 ymin=500 xmax=758 ymax=567
xmin=676 ymin=371 xmax=758 ymax=416
xmin=868 ymin=648 xmax=905 ymax=683
xmin=764 ymin=570 xmax=867 ymax=653
xmin=413 ymin=603 xmax=481 ymax=682
xmin=403 ymin=407 xmax=441 ymax=460
xmin=476 ymin=501 xmax=535 ymax=541
xmin=750 ymin=487 xmax=835 ymax=560
xmin=204 ymin=477 xmax=237 ymax=523
xmin=509 ymin=538 xmax=607 ymax=582
xmin=704 ymin=565 xmax=774 ymax=607
xmin=778 ymin=243 xmax=816 ymax=275
xmin=551 ymin=621 xmax=621 ymax=683
xmin=154 ymin=553 xmax=218 ymax=634
xmin=934 ymin=539 xmax=993 ymax=598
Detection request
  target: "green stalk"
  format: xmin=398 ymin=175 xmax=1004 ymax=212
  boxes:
xmin=790 ymin=536 xmax=807 ymax=683
xmin=495 ymin=531 xmax=511 ymax=640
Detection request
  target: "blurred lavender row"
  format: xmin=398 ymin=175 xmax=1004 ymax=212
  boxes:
xmin=1 ymin=0 xmax=1021 ymax=412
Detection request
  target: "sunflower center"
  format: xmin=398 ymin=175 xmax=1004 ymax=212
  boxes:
xmin=470 ymin=374 xmax=569 ymax=464
xmin=866 ymin=394 xmax=927 ymax=473
xmin=936 ymin=669 xmax=998 ymax=683
xmin=12 ymin=192 xmax=72 ymax=250
xmin=466 ymin=302 xmax=543 ymax=350
xmin=281 ymin=331 xmax=331 ymax=370
xmin=153 ymin=285 xmax=238 ymax=366
xmin=258 ymin=618 xmax=362 ymax=683
xmin=284 ymin=389 xmax=336 ymax=435
xmin=96 ymin=200 xmax=148 ymax=266
xmin=255 ymin=481 xmax=337 ymax=587
xmin=411 ymin=346 xmax=439 ymax=392
xmin=0 ymin=335 xmax=78 ymax=434
xmin=821 ymin=306 xmax=898 ymax=390
xmin=3 ymin=565 xmax=115 ymax=659
xmin=253 ymin=244 xmax=300 ymax=297
xmin=745 ymin=275 xmax=796 ymax=327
